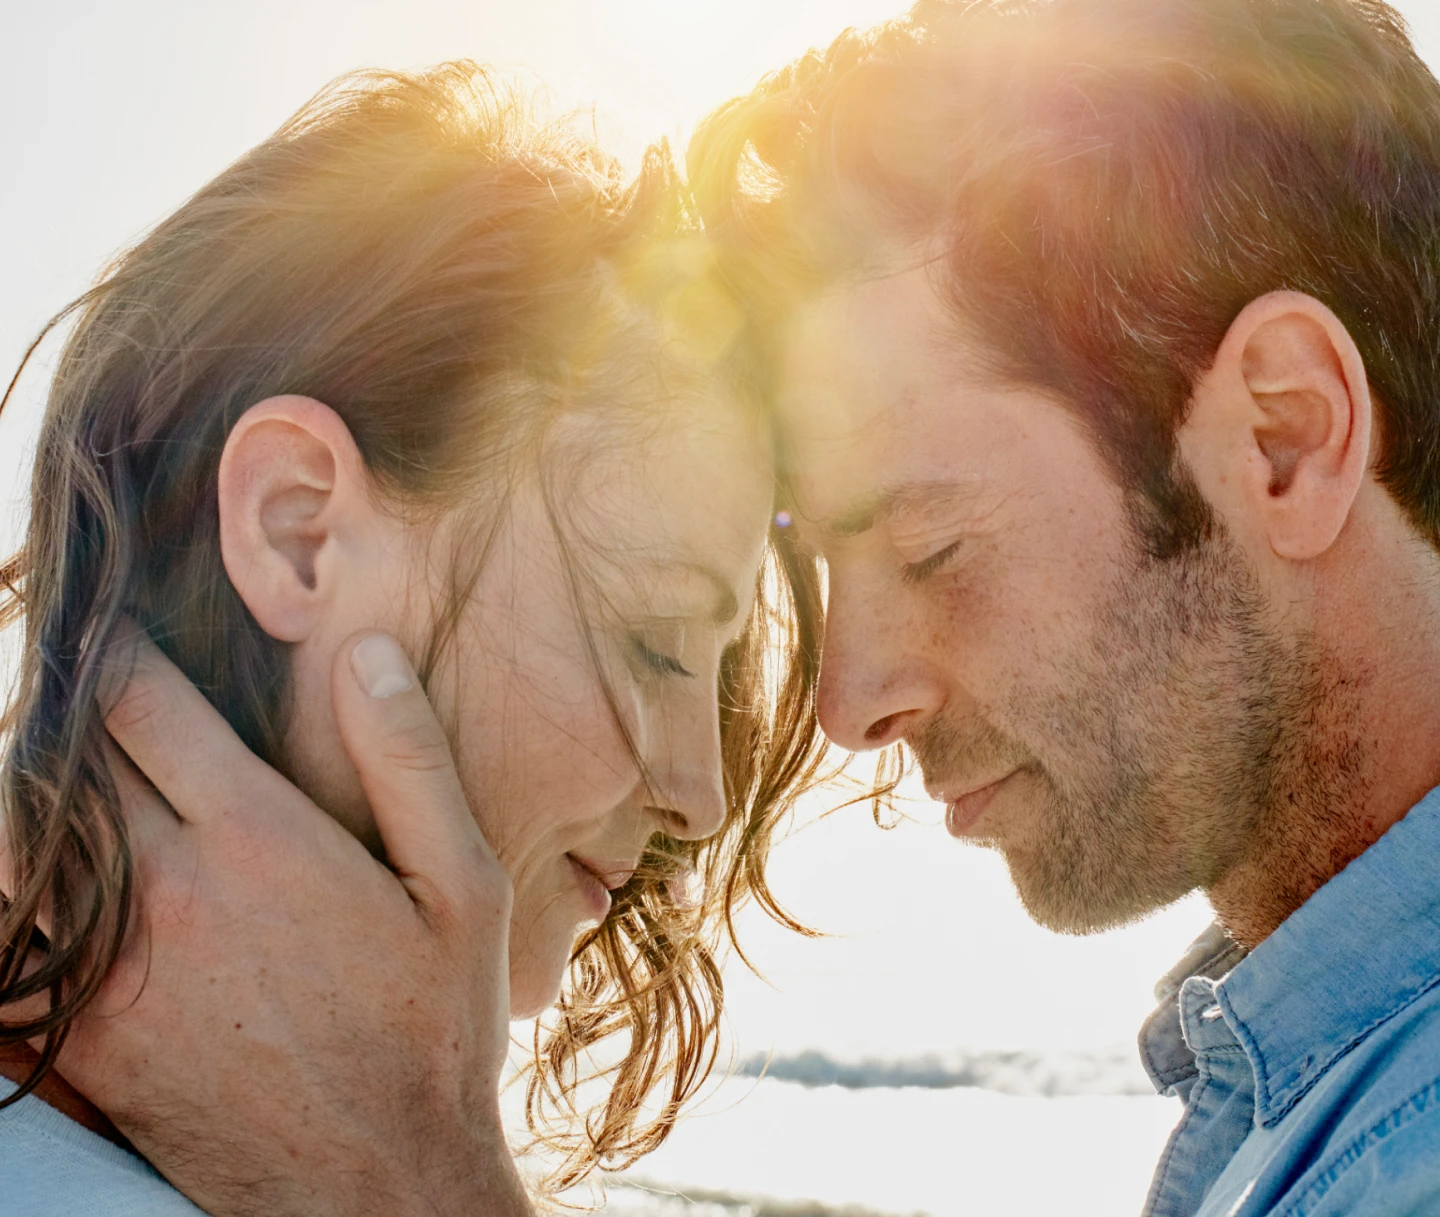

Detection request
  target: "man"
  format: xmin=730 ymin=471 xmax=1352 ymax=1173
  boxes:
xmin=684 ymin=0 xmax=1440 ymax=1211
xmin=14 ymin=0 xmax=1440 ymax=1214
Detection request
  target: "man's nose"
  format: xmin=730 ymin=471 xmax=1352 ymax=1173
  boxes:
xmin=817 ymin=578 xmax=944 ymax=752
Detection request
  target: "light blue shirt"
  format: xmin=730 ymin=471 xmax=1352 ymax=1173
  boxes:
xmin=0 ymin=1077 xmax=205 ymax=1216
xmin=1139 ymin=787 xmax=1440 ymax=1216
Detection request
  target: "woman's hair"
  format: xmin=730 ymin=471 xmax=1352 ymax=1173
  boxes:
xmin=0 ymin=62 xmax=827 ymax=1191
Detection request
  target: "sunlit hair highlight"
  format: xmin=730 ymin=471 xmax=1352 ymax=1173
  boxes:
xmin=0 ymin=62 xmax=827 ymax=1192
xmin=688 ymin=0 xmax=1440 ymax=559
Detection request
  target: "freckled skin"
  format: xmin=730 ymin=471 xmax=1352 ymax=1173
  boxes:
xmin=778 ymin=266 xmax=1384 ymax=942
xmin=280 ymin=395 xmax=772 ymax=1016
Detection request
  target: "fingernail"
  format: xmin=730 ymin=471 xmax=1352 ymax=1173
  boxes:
xmin=350 ymin=634 xmax=415 ymax=699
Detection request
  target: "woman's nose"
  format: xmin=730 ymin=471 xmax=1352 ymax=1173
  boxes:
xmin=644 ymin=704 xmax=728 ymax=841
xmin=651 ymin=768 xmax=727 ymax=841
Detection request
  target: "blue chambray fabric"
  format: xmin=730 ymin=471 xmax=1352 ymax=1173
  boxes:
xmin=1139 ymin=787 xmax=1440 ymax=1216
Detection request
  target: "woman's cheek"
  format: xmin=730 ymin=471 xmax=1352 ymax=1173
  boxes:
xmin=535 ymin=674 xmax=647 ymax=816
xmin=451 ymin=699 xmax=611 ymax=858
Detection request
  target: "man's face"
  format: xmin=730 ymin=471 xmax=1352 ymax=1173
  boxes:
xmin=777 ymin=264 xmax=1315 ymax=933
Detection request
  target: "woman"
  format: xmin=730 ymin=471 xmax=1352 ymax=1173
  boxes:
xmin=0 ymin=61 xmax=825 ymax=1209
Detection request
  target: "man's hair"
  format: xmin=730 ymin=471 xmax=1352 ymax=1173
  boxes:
xmin=689 ymin=0 xmax=1440 ymax=557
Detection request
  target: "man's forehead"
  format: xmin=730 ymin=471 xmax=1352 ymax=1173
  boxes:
xmin=780 ymin=271 xmax=942 ymax=405
xmin=805 ymin=476 xmax=991 ymax=543
xmin=775 ymin=268 xmax=999 ymax=520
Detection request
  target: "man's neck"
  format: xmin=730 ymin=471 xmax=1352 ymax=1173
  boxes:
xmin=1210 ymin=526 xmax=1440 ymax=948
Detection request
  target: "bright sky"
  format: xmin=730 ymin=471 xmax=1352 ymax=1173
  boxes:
xmin=0 ymin=0 xmax=919 ymax=551
xmin=4 ymin=0 xmax=1440 ymax=530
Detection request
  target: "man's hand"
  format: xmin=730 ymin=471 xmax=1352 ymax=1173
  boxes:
xmin=56 ymin=625 xmax=529 ymax=1217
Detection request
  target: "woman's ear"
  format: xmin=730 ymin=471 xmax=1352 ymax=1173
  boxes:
xmin=218 ymin=396 xmax=374 ymax=642
xmin=1183 ymin=291 xmax=1373 ymax=561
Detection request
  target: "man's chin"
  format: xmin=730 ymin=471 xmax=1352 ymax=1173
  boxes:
xmin=999 ymin=843 xmax=1188 ymax=937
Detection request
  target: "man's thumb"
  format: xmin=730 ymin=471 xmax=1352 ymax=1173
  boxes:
xmin=331 ymin=631 xmax=501 ymax=909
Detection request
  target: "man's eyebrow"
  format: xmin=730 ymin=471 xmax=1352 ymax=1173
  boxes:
xmin=648 ymin=560 xmax=741 ymax=626
xmin=824 ymin=479 xmax=981 ymax=540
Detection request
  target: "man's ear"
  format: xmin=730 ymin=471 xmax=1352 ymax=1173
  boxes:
xmin=1188 ymin=291 xmax=1372 ymax=561
xmin=218 ymin=396 xmax=374 ymax=642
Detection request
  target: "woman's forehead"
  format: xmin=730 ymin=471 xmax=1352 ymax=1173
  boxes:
xmin=545 ymin=399 xmax=773 ymax=589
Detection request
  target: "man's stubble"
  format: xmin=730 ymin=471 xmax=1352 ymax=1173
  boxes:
xmin=911 ymin=517 xmax=1371 ymax=946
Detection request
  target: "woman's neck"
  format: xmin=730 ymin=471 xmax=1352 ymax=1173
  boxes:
xmin=0 ymin=1043 xmax=134 ymax=1150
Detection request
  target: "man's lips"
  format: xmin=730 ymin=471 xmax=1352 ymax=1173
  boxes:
xmin=925 ymin=771 xmax=1020 ymax=838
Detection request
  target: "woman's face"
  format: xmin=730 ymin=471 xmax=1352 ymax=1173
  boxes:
xmin=263 ymin=391 xmax=773 ymax=1017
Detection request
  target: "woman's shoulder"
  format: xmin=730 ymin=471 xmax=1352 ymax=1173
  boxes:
xmin=0 ymin=1078 xmax=207 ymax=1216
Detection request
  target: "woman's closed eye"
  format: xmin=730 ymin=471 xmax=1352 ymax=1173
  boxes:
xmin=629 ymin=624 xmax=696 ymax=680
xmin=633 ymin=637 xmax=695 ymax=678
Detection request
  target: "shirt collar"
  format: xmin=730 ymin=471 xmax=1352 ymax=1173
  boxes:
xmin=1139 ymin=921 xmax=1247 ymax=1096
xmin=1216 ymin=786 xmax=1440 ymax=1127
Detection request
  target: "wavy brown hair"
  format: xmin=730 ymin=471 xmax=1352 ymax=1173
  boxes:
xmin=0 ymin=62 xmax=827 ymax=1192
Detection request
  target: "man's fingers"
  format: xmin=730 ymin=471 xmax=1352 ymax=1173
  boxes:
xmin=102 ymin=620 xmax=278 ymax=826
xmin=331 ymin=632 xmax=503 ymax=908
xmin=0 ymin=744 xmax=172 ymax=947
xmin=102 ymin=737 xmax=183 ymax=861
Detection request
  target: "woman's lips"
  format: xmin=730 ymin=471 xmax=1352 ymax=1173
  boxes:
xmin=940 ymin=771 xmax=1019 ymax=838
xmin=566 ymin=855 xmax=614 ymax=921
xmin=565 ymin=855 xmax=637 ymax=921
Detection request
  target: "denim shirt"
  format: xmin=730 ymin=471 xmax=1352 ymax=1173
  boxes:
xmin=1138 ymin=788 xmax=1440 ymax=1216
